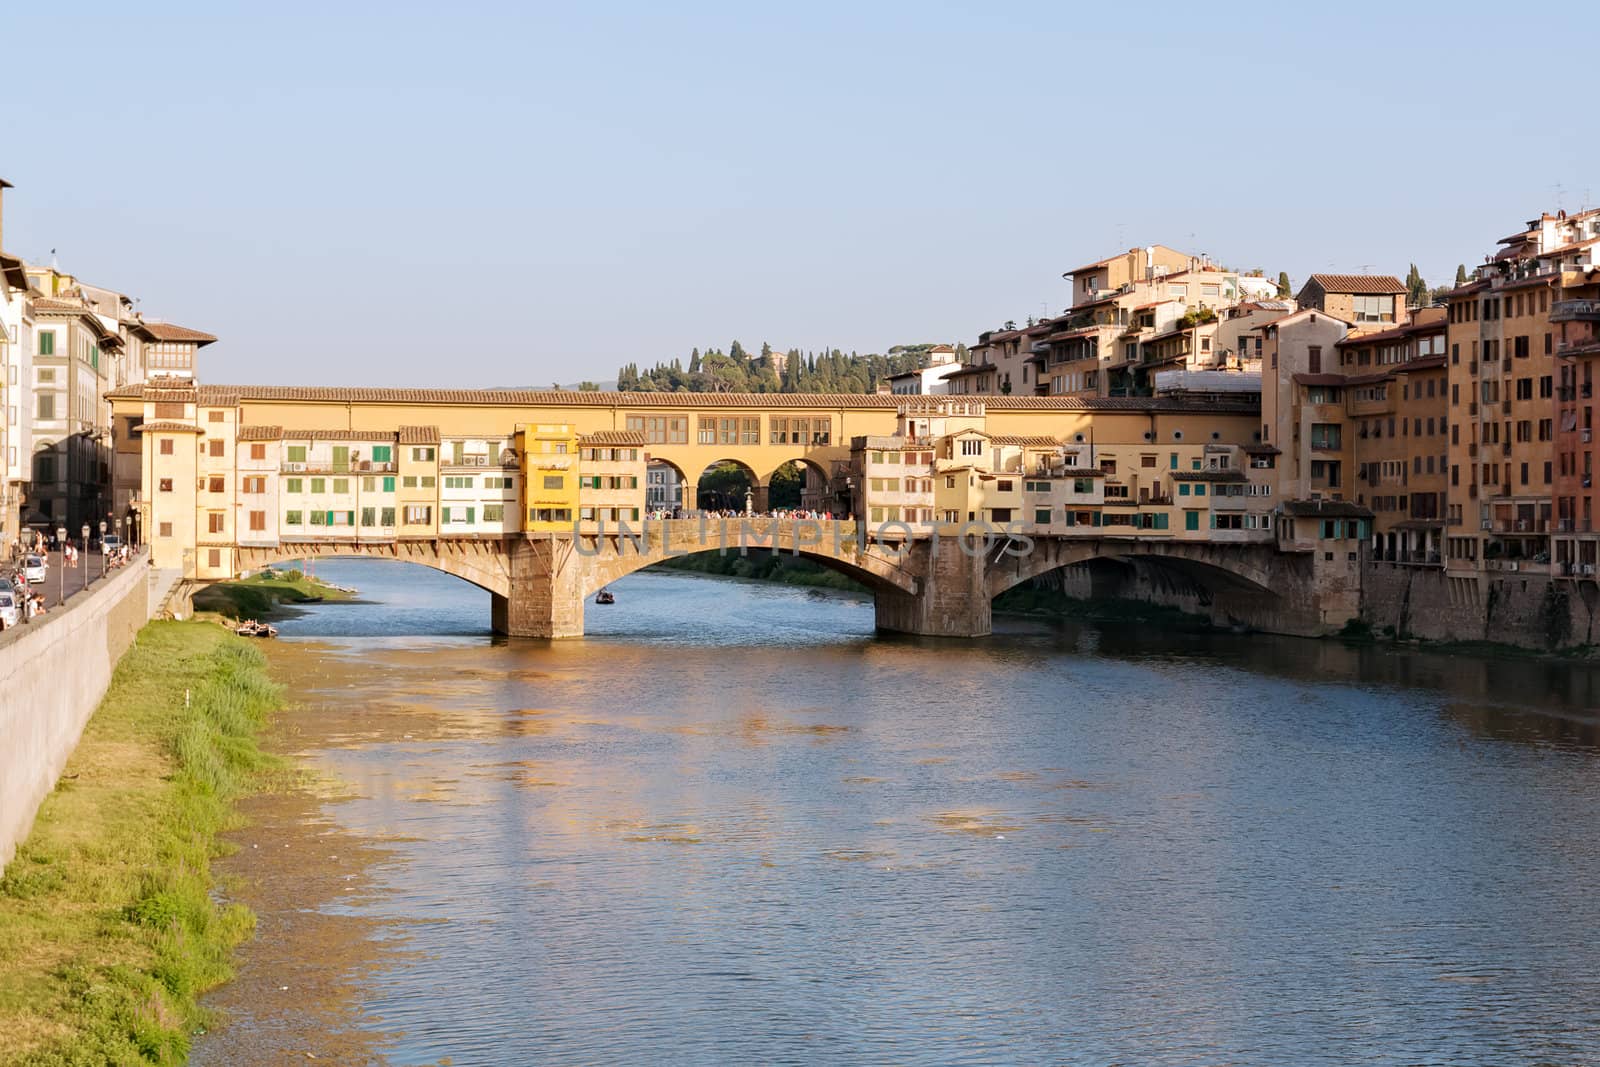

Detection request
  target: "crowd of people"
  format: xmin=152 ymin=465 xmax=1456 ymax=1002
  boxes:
xmin=644 ymin=508 xmax=841 ymax=521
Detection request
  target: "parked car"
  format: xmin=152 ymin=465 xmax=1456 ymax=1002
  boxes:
xmin=0 ymin=589 xmax=17 ymax=628
xmin=102 ymin=534 xmax=123 ymax=553
xmin=22 ymin=555 xmax=46 ymax=584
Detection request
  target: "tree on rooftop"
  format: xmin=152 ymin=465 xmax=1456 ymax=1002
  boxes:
xmin=1455 ymin=264 xmax=1469 ymax=287
xmin=1405 ymin=264 xmax=1429 ymax=308
xmin=1276 ymin=271 xmax=1292 ymax=299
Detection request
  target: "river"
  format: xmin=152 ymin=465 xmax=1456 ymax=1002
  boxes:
xmin=198 ymin=559 xmax=1600 ymax=1066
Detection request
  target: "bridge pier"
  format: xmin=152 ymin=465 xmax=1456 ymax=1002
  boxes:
xmin=491 ymin=536 xmax=584 ymax=639
xmin=874 ymin=540 xmax=993 ymax=638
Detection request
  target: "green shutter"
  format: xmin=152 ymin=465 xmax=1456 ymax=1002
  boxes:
xmin=466 ymin=507 xmax=475 ymax=524
xmin=1195 ymin=484 xmax=1206 ymax=496
xmin=383 ymin=476 xmax=395 ymax=492
xmin=1185 ymin=511 xmax=1200 ymax=531
xmin=1155 ymin=513 xmax=1168 ymax=530
xmin=287 ymin=445 xmax=306 ymax=463
xmin=38 ymin=332 xmax=53 ymax=356
xmin=372 ymin=445 xmax=391 ymax=463
xmin=381 ymin=507 xmax=395 ymax=526
xmin=1179 ymin=483 xmax=1189 ymax=496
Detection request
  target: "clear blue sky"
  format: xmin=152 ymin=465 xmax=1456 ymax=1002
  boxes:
xmin=4 ymin=2 xmax=1591 ymax=387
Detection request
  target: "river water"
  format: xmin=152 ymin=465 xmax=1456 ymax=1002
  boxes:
xmin=203 ymin=559 xmax=1600 ymax=1066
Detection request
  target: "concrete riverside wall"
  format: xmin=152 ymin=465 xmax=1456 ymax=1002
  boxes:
xmin=0 ymin=562 xmax=163 ymax=870
xmin=1361 ymin=563 xmax=1600 ymax=651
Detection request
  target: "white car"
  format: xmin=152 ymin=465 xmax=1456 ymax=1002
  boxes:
xmin=0 ymin=589 xmax=17 ymax=628
xmin=22 ymin=555 xmax=46 ymax=584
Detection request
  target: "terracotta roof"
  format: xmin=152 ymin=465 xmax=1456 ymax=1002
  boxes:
xmin=989 ymin=435 xmax=1061 ymax=447
xmin=135 ymin=421 xmax=205 ymax=434
xmin=144 ymin=387 xmax=197 ymax=403
xmin=1042 ymin=327 xmax=1099 ymax=343
xmin=236 ymin=425 xmax=283 ymax=440
xmin=578 ymin=430 xmax=647 ymax=446
xmin=115 ymin=383 xmax=1257 ymax=415
xmin=943 ymin=365 xmax=994 ymax=379
xmin=1303 ymin=273 xmax=1406 ymax=295
xmin=31 ymin=296 xmax=89 ymax=313
xmin=398 ymin=425 xmax=440 ymax=444
xmin=279 ymin=429 xmax=398 ymax=442
xmin=1280 ymin=500 xmax=1373 ymax=519
xmin=140 ymin=321 xmax=217 ymax=345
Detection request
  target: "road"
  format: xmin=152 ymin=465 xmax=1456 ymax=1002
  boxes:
xmin=7 ymin=549 xmax=111 ymax=606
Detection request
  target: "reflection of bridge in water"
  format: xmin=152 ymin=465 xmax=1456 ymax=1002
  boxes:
xmin=219 ymin=518 xmax=1346 ymax=638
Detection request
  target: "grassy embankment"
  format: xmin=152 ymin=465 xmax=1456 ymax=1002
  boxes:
xmin=0 ymin=621 xmax=282 ymax=1065
xmin=191 ymin=568 xmax=353 ymax=620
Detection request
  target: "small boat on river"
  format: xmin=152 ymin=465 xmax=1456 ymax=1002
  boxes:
xmin=235 ymin=619 xmax=278 ymax=638
xmin=595 ymin=589 xmax=616 ymax=605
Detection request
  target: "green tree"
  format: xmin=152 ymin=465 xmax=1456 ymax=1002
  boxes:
xmin=1405 ymin=263 xmax=1428 ymax=308
xmin=1455 ymin=263 xmax=1469 ymax=288
xmin=578 ymin=381 xmax=600 ymax=392
xmin=1276 ymin=271 xmax=1292 ymax=299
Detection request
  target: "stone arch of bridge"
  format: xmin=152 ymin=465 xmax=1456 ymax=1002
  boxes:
xmin=577 ymin=523 xmax=918 ymax=601
xmin=984 ymin=538 xmax=1280 ymax=602
xmin=234 ymin=540 xmax=514 ymax=599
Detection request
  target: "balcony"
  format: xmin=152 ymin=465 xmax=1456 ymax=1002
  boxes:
xmin=1558 ymin=387 xmax=1577 ymax=402
xmin=1551 ymin=299 xmax=1600 ymax=322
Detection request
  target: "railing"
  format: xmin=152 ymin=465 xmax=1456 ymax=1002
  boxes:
xmin=1551 ymin=299 xmax=1600 ymax=322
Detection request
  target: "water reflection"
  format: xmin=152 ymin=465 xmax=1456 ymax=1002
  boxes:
xmin=247 ymin=561 xmax=1600 ymax=1065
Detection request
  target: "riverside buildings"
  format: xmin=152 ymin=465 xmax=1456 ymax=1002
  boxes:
xmin=0 ymin=178 xmax=215 ymax=545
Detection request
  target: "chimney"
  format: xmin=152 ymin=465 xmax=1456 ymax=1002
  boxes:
xmin=0 ymin=177 xmax=10 ymax=251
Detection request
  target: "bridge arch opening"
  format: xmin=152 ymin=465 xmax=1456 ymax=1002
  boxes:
xmin=765 ymin=458 xmax=831 ymax=513
xmin=989 ymin=549 xmax=1285 ymax=628
xmin=646 ymin=458 xmax=688 ymax=516
xmin=695 ymin=459 xmax=760 ymax=514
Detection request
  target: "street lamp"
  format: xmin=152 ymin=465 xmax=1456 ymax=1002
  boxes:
xmin=99 ymin=521 xmax=107 ymax=579
xmin=80 ymin=525 xmax=89 ymax=590
xmin=56 ymin=526 xmax=66 ymax=607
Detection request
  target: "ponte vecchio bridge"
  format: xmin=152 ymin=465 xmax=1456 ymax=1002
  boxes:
xmin=109 ymin=383 xmax=1364 ymax=638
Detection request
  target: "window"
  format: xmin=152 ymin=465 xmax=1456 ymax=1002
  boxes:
xmin=36 ymin=394 xmax=54 ymax=419
xmin=208 ymin=410 xmax=224 ymax=423
xmin=311 ymin=478 xmax=326 ymax=494
xmin=361 ymin=507 xmax=376 ymax=527
xmin=208 ymin=550 xmax=221 ymax=568
xmin=445 ymin=476 xmax=475 ymax=489
xmin=960 ymin=438 xmax=983 ymax=456
xmin=250 ymin=443 xmax=267 ymax=460
xmin=330 ymin=478 xmax=348 ymax=494
xmin=371 ymin=445 xmax=392 ymax=463
xmin=159 ymin=522 xmax=173 ymax=537
xmin=1351 ymin=295 xmax=1395 ymax=322
xmin=284 ymin=478 xmax=302 ymax=493
xmin=420 ymin=476 xmax=435 ymax=488
xmin=411 ymin=447 xmax=436 ymax=461
xmin=37 ymin=331 xmax=54 ymax=356
xmin=287 ymin=445 xmax=307 ymax=463
xmin=159 ymin=438 xmax=174 ymax=455
xmin=208 ymin=439 xmax=224 ymax=457
xmin=1309 ymin=424 xmax=1342 ymax=450
xmin=380 ymin=507 xmax=395 ymax=526
xmin=208 ymin=513 xmax=225 ymax=533
xmin=404 ymin=505 xmax=432 ymax=524
xmin=1034 ymin=509 xmax=1052 ymax=525
xmin=209 ymin=476 xmax=225 ymax=493
xmin=484 ymin=505 xmax=504 ymax=523
xmin=1307 ymin=345 xmax=1322 ymax=373
xmin=159 ymin=478 xmax=173 ymax=492
xmin=248 ymin=511 xmax=266 ymax=531
xmin=543 ymin=475 xmax=564 ymax=490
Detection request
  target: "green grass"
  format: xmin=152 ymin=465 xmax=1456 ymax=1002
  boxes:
xmin=0 ymin=621 xmax=283 ymax=1065
xmin=191 ymin=569 xmax=353 ymax=620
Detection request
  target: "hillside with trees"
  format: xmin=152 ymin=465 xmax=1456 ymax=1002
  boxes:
xmin=614 ymin=341 xmax=965 ymax=395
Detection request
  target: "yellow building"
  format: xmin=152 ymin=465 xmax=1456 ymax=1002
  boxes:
xmin=519 ymin=422 xmax=579 ymax=531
